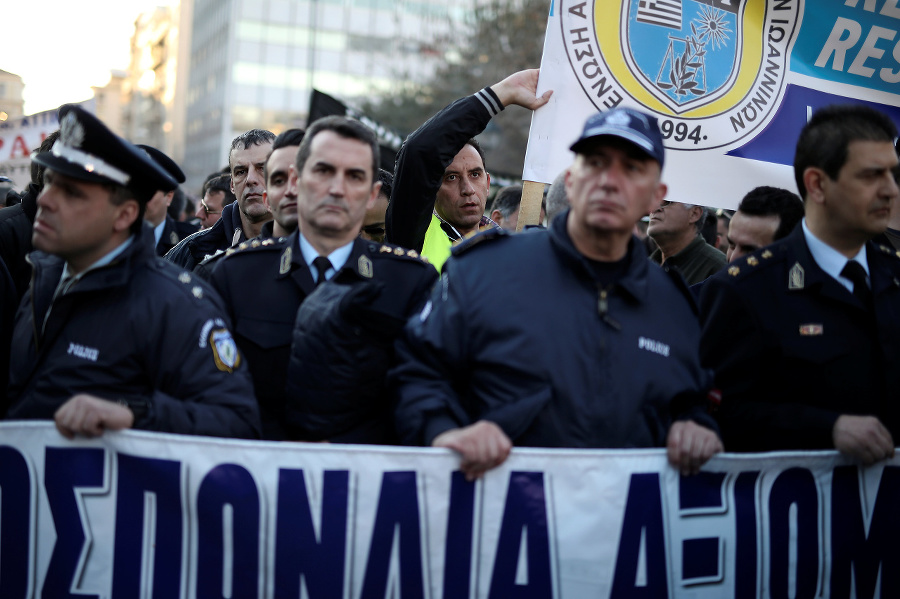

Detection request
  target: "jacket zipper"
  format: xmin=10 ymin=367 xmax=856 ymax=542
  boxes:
xmin=597 ymin=285 xmax=621 ymax=331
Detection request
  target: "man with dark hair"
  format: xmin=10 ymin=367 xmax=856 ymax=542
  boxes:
xmin=5 ymin=105 xmax=260 ymax=439
xmin=386 ymin=69 xmax=552 ymax=270
xmin=0 ymin=130 xmax=60 ymax=300
xmin=392 ymin=107 xmax=721 ymax=480
xmin=360 ymin=168 xmax=392 ymax=243
xmin=210 ymin=116 xmax=436 ymax=440
xmin=489 ymin=184 xmax=546 ymax=231
xmin=700 ymin=104 xmax=900 ymax=463
xmin=648 ymin=200 xmax=726 ymax=284
xmin=726 ymin=186 xmax=804 ymax=262
xmin=166 ymin=129 xmax=275 ymax=270
xmin=198 ymin=174 xmax=236 ymax=230
xmin=139 ymin=145 xmax=199 ymax=256
xmin=262 ymin=128 xmax=305 ymax=238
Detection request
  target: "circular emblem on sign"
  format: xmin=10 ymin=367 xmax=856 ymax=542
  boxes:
xmin=560 ymin=0 xmax=800 ymax=150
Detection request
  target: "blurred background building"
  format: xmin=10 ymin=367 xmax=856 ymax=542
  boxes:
xmin=2 ymin=0 xmax=541 ymax=195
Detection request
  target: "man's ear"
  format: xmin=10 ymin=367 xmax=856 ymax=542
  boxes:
xmin=490 ymin=209 xmax=503 ymax=224
xmin=803 ymin=167 xmax=827 ymax=206
xmin=688 ymin=204 xmax=703 ymax=225
xmin=113 ymin=199 xmax=140 ymax=233
xmin=366 ymin=181 xmax=382 ymax=210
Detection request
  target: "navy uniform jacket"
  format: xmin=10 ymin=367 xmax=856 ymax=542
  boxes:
xmin=698 ymin=226 xmax=900 ymax=451
xmin=155 ymin=215 xmax=200 ymax=257
xmin=209 ymin=232 xmax=436 ymax=441
xmin=165 ymin=203 xmax=246 ymax=271
xmin=391 ymin=212 xmax=717 ymax=447
xmin=6 ymin=226 xmax=261 ymax=438
xmin=285 ymin=241 xmax=438 ymax=444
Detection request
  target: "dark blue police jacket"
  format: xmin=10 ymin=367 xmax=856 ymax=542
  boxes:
xmin=699 ymin=226 xmax=900 ymax=451
xmin=391 ymin=211 xmax=717 ymax=448
xmin=6 ymin=224 xmax=261 ymax=438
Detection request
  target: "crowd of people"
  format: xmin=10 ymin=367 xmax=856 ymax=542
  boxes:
xmin=1 ymin=67 xmax=899 ymax=478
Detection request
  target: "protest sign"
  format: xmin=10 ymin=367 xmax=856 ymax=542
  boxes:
xmin=525 ymin=0 xmax=900 ymax=209
xmin=2 ymin=422 xmax=898 ymax=598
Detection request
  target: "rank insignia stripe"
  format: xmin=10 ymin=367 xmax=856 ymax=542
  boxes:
xmin=789 ymin=262 xmax=805 ymax=290
xmin=799 ymin=324 xmax=823 ymax=336
xmin=279 ymin=247 xmax=292 ymax=275
xmin=358 ymin=255 xmax=373 ymax=278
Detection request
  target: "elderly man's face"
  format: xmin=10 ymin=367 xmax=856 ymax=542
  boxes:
xmin=565 ymin=138 xmax=666 ymax=236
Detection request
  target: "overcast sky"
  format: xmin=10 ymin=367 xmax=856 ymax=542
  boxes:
xmin=4 ymin=0 xmax=171 ymax=115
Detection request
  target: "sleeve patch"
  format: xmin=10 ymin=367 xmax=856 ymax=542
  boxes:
xmin=210 ymin=328 xmax=241 ymax=373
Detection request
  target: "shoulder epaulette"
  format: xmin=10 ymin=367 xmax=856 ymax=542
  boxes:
xmin=222 ymin=236 xmax=287 ymax=259
xmin=722 ymin=246 xmax=784 ymax=281
xmin=876 ymin=244 xmax=900 ymax=260
xmin=451 ymin=227 xmax=509 ymax=256
xmin=372 ymin=243 xmax=431 ymax=264
xmin=150 ymin=261 xmax=212 ymax=302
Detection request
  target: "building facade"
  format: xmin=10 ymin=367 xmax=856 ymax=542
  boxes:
xmin=181 ymin=0 xmax=474 ymax=193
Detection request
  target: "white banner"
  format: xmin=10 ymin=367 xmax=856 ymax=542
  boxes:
xmin=1 ymin=422 xmax=899 ymax=598
xmin=0 ymin=110 xmax=60 ymax=191
xmin=525 ymin=0 xmax=900 ymax=209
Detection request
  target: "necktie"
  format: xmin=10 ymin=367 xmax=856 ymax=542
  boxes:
xmin=313 ymin=256 xmax=333 ymax=286
xmin=841 ymin=260 xmax=872 ymax=308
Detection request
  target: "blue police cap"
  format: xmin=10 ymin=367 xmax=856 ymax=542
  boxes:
xmin=31 ymin=105 xmax=177 ymax=202
xmin=569 ymin=107 xmax=665 ymax=168
xmin=137 ymin=144 xmax=185 ymax=190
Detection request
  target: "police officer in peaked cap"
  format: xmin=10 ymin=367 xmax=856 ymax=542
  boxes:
xmin=5 ymin=104 xmax=261 ymax=439
xmin=138 ymin=143 xmax=199 ymax=256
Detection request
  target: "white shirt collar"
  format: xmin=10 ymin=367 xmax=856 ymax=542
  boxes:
xmin=297 ymin=234 xmax=354 ymax=283
xmin=801 ymin=218 xmax=868 ymax=293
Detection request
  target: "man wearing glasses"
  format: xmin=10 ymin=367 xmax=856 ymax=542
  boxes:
xmin=198 ymin=174 xmax=236 ymax=230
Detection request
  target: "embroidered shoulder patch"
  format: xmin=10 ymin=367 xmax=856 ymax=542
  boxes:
xmin=210 ymin=328 xmax=241 ymax=372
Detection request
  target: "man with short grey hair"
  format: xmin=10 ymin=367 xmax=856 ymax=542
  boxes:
xmin=166 ymin=129 xmax=276 ymax=270
xmin=647 ymin=200 xmax=725 ymax=284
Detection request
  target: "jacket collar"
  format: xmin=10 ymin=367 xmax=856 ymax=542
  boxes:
xmin=780 ymin=226 xmax=859 ymax=305
xmin=548 ymin=209 xmax=650 ymax=303
xmin=276 ymin=232 xmax=369 ymax=293
xmin=29 ymin=223 xmax=156 ymax=296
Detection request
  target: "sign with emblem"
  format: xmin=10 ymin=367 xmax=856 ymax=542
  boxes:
xmin=526 ymin=0 xmax=900 ymax=209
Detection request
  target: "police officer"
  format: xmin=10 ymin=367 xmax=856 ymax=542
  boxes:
xmin=699 ymin=105 xmax=900 ymax=464
xmin=210 ymin=116 xmax=437 ymax=441
xmin=6 ymin=105 xmax=261 ymax=439
xmin=391 ymin=107 xmax=722 ymax=480
xmin=138 ymin=144 xmax=199 ymax=256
